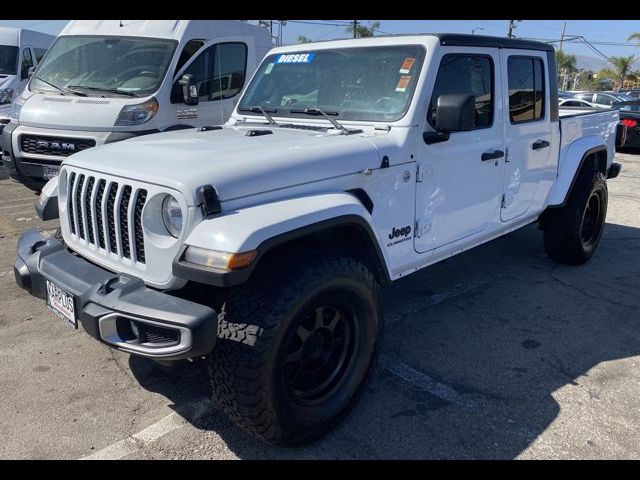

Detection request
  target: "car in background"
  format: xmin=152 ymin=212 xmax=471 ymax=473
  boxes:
xmin=559 ymin=98 xmax=595 ymax=108
xmin=558 ymin=90 xmax=574 ymax=99
xmin=572 ymin=91 xmax=640 ymax=150
xmin=621 ymin=90 xmax=640 ymax=99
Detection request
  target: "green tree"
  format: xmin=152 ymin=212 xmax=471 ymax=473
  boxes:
xmin=555 ymin=48 xmax=577 ymax=73
xmin=628 ymin=33 xmax=640 ymax=45
xmin=297 ymin=35 xmax=312 ymax=44
xmin=609 ymin=55 xmax=636 ymax=90
xmin=347 ymin=21 xmax=380 ymax=38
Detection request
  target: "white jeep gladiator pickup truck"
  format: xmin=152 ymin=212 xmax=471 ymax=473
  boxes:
xmin=15 ymin=34 xmax=622 ymax=446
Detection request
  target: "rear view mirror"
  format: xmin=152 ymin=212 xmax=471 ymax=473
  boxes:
xmin=27 ymin=66 xmax=36 ymax=79
xmin=434 ymin=93 xmax=476 ymax=132
xmin=178 ymin=74 xmax=199 ymax=106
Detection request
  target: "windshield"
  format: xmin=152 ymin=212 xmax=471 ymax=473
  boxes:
xmin=238 ymin=45 xmax=426 ymax=122
xmin=30 ymin=36 xmax=178 ymax=97
xmin=0 ymin=45 xmax=18 ymax=75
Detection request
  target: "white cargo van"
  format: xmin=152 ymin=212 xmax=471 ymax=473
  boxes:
xmin=0 ymin=27 xmax=54 ymax=138
xmin=2 ymin=20 xmax=272 ymax=191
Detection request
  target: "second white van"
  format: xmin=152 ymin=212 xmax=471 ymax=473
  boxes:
xmin=2 ymin=20 xmax=272 ymax=191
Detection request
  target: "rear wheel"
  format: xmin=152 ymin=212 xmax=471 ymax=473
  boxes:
xmin=541 ymin=169 xmax=608 ymax=265
xmin=209 ymin=248 xmax=381 ymax=446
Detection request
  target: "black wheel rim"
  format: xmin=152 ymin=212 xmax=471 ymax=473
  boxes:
xmin=283 ymin=299 xmax=359 ymax=406
xmin=581 ymin=193 xmax=601 ymax=245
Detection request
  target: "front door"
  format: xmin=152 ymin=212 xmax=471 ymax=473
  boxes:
xmin=415 ymin=48 xmax=505 ymax=253
xmin=499 ymin=50 xmax=553 ymax=222
xmin=169 ymin=40 xmax=249 ymax=127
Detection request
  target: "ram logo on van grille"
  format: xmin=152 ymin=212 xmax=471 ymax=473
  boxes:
xmin=20 ymin=135 xmax=96 ymax=158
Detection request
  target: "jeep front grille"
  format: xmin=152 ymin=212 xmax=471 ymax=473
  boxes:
xmin=67 ymin=172 xmax=148 ymax=264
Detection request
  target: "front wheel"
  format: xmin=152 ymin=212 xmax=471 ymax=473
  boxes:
xmin=541 ymin=170 xmax=608 ymax=265
xmin=209 ymin=248 xmax=381 ymax=446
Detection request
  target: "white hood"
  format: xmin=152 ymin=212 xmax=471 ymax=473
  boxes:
xmin=63 ymin=125 xmax=383 ymax=204
xmin=18 ymin=93 xmax=136 ymax=131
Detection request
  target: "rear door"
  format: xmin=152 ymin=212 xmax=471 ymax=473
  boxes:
xmin=414 ymin=48 xmax=505 ymax=253
xmin=499 ymin=50 xmax=555 ymax=222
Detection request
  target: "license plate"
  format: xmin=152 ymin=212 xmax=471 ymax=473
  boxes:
xmin=46 ymin=280 xmax=77 ymax=328
xmin=42 ymin=166 xmax=60 ymax=180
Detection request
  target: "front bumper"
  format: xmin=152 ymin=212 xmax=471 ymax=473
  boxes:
xmin=14 ymin=228 xmax=218 ymax=361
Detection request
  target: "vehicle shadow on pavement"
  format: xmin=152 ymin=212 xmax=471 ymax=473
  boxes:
xmin=129 ymin=221 xmax=640 ymax=459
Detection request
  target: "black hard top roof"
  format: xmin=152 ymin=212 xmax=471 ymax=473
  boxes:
xmin=434 ymin=33 xmax=555 ymax=52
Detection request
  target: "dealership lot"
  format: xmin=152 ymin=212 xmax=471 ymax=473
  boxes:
xmin=1 ymin=150 xmax=640 ymax=459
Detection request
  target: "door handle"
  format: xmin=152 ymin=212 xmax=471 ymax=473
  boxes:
xmin=481 ymin=150 xmax=505 ymax=161
xmin=532 ymin=139 xmax=550 ymax=150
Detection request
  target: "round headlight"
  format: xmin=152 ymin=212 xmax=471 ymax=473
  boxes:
xmin=161 ymin=195 xmax=183 ymax=238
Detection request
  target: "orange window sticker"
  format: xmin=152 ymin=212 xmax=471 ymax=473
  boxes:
xmin=399 ymin=57 xmax=416 ymax=74
xmin=395 ymin=75 xmax=412 ymax=92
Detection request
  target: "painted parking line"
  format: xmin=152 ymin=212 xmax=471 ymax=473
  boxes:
xmin=82 ymin=400 xmax=213 ymax=460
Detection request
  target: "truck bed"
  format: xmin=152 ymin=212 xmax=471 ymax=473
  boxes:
xmin=558 ymin=107 xmax=619 ymax=169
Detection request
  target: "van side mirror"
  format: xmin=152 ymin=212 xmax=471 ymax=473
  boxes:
xmin=178 ymin=74 xmax=199 ymax=106
xmin=27 ymin=66 xmax=35 ymax=79
xmin=434 ymin=93 xmax=476 ymax=132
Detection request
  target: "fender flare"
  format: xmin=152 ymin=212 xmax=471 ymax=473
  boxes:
xmin=172 ymin=192 xmax=390 ymax=287
xmin=545 ymin=136 xmax=608 ymax=208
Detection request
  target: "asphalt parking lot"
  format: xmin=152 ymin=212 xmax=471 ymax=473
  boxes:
xmin=1 ymin=150 xmax=640 ymax=459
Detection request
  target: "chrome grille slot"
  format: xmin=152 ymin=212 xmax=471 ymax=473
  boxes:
xmin=68 ymin=172 xmax=76 ymax=235
xmin=120 ymin=186 xmax=132 ymax=259
xmin=64 ymin=170 xmax=149 ymax=265
xmin=84 ymin=177 xmax=96 ymax=245
xmin=75 ymin=174 xmax=85 ymax=239
xmin=95 ymin=180 xmax=107 ymax=249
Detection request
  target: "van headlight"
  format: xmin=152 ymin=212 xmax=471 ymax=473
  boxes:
xmin=10 ymin=95 xmax=24 ymax=120
xmin=0 ymin=88 xmax=13 ymax=105
xmin=161 ymin=195 xmax=183 ymax=238
xmin=115 ymin=97 xmax=159 ymax=126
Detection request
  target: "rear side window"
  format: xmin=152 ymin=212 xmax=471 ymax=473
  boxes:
xmin=34 ymin=48 xmax=47 ymax=64
xmin=507 ymin=57 xmax=545 ymax=123
xmin=595 ymin=93 xmax=615 ymax=106
xmin=428 ymin=54 xmax=494 ymax=130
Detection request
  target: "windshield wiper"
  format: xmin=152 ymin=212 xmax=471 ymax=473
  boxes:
xmin=237 ymin=106 xmax=278 ymax=126
xmin=33 ymin=76 xmax=87 ymax=97
xmin=67 ymin=85 xmax=137 ymax=97
xmin=290 ymin=107 xmax=345 ymax=132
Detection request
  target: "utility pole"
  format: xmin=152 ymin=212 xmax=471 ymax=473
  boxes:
xmin=560 ymin=21 xmax=566 ymax=50
xmin=508 ymin=20 xmax=519 ymax=38
xmin=353 ymin=20 xmax=358 ymax=39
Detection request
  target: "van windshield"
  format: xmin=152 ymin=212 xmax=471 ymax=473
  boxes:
xmin=30 ymin=36 xmax=178 ymax=98
xmin=238 ymin=45 xmax=426 ymax=122
xmin=0 ymin=45 xmax=18 ymax=75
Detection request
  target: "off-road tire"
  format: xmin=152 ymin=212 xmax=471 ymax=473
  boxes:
xmin=541 ymin=170 xmax=608 ymax=265
xmin=209 ymin=247 xmax=381 ymax=446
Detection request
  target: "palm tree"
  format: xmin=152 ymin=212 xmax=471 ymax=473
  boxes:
xmin=609 ymin=55 xmax=636 ymax=90
xmin=555 ymin=48 xmax=577 ymax=73
xmin=346 ymin=21 xmax=380 ymax=38
xmin=297 ymin=35 xmax=312 ymax=44
xmin=628 ymin=33 xmax=640 ymax=45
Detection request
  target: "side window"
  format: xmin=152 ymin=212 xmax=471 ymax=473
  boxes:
xmin=173 ymin=39 xmax=205 ymax=77
xmin=171 ymin=43 xmax=215 ymax=103
xmin=21 ymin=48 xmax=34 ymax=78
xmin=34 ymin=48 xmax=48 ymax=64
xmin=507 ymin=56 xmax=545 ymax=123
xmin=595 ymin=94 xmax=614 ymax=106
xmin=428 ymin=54 xmax=494 ymax=130
xmin=211 ymin=43 xmax=247 ymax=100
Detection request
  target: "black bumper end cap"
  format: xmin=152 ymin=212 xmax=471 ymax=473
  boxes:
xmin=607 ymin=162 xmax=622 ymax=179
xmin=14 ymin=258 xmax=31 ymax=292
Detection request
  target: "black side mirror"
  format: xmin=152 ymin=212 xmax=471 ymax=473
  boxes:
xmin=27 ymin=66 xmax=35 ymax=79
xmin=178 ymin=74 xmax=199 ymax=106
xmin=434 ymin=93 xmax=476 ymax=132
